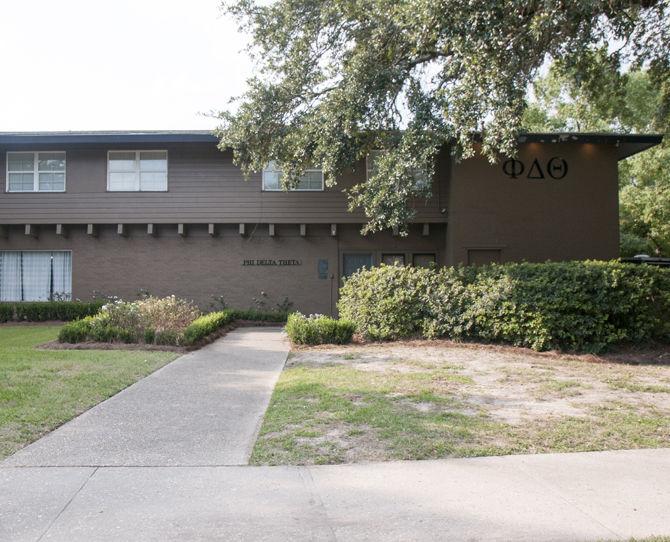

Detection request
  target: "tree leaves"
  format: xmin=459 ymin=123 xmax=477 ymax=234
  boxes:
xmin=217 ymin=0 xmax=669 ymax=232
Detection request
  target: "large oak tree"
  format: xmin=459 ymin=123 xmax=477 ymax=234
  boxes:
xmin=217 ymin=0 xmax=669 ymax=234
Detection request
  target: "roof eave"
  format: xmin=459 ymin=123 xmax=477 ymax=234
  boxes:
xmin=0 ymin=132 xmax=219 ymax=145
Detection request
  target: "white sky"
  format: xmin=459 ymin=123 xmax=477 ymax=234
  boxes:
xmin=0 ymin=0 xmax=252 ymax=131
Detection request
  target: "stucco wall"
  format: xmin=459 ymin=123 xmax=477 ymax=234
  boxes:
xmin=447 ymin=142 xmax=620 ymax=264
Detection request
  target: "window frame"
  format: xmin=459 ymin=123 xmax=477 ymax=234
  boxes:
xmin=261 ymin=162 xmax=324 ymax=192
xmin=106 ymin=150 xmax=169 ymax=192
xmin=0 ymin=249 xmax=72 ymax=301
xmin=6 ymin=151 xmax=67 ymax=193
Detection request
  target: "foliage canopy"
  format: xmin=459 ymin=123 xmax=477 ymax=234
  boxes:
xmin=218 ymin=0 xmax=669 ymax=233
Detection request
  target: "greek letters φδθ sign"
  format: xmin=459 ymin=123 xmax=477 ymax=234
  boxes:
xmin=502 ymin=157 xmax=568 ymax=180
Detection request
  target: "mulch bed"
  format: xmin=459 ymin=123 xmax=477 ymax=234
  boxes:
xmin=292 ymin=336 xmax=670 ymax=365
xmin=38 ymin=341 xmax=186 ymax=352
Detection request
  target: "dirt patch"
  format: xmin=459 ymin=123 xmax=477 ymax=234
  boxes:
xmin=292 ymin=338 xmax=670 ymax=365
xmin=295 ymin=424 xmax=390 ymax=463
xmin=290 ymin=341 xmax=670 ymax=425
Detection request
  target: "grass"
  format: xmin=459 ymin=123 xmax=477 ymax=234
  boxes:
xmin=251 ymin=347 xmax=670 ymax=465
xmin=0 ymin=325 xmax=178 ymax=459
xmin=252 ymin=362 xmax=496 ymax=465
xmin=606 ymin=376 xmax=670 ymax=394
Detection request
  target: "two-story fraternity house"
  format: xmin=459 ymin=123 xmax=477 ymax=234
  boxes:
xmin=0 ymin=130 xmax=662 ymax=314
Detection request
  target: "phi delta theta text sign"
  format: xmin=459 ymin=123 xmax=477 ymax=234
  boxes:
xmin=502 ymin=157 xmax=568 ymax=180
xmin=242 ymin=259 xmax=302 ymax=266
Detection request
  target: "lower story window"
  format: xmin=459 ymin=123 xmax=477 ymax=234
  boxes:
xmin=0 ymin=251 xmax=72 ymax=301
xmin=412 ymin=253 xmax=436 ymax=268
xmin=342 ymin=253 xmax=373 ymax=278
xmin=381 ymin=253 xmax=405 ymax=265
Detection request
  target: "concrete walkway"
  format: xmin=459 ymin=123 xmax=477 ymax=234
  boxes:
xmin=1 ymin=448 xmax=669 ymax=541
xmin=3 ymin=327 xmax=290 ymax=467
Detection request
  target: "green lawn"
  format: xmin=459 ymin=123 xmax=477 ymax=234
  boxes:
xmin=251 ymin=343 xmax=670 ymax=465
xmin=0 ymin=325 xmax=178 ymax=459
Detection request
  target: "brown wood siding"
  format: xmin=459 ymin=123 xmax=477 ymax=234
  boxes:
xmin=0 ymin=143 xmax=449 ymax=224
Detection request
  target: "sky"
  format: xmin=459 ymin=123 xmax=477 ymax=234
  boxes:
xmin=0 ymin=0 xmax=252 ymax=131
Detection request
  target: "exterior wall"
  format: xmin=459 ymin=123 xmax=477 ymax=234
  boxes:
xmin=0 ymin=143 xmax=449 ymax=224
xmin=447 ymin=142 xmax=620 ymax=264
xmin=0 ymin=137 xmax=625 ymax=312
xmin=0 ymin=223 xmax=446 ymax=315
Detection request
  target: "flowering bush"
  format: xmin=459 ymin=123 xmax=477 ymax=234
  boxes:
xmin=59 ymin=296 xmax=201 ymax=346
xmin=137 ymin=295 xmax=201 ymax=335
xmin=101 ymin=300 xmax=143 ymax=332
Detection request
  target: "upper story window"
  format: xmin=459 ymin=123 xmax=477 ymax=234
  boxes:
xmin=107 ymin=150 xmax=168 ymax=191
xmin=6 ymin=151 xmax=66 ymax=192
xmin=262 ymin=161 xmax=324 ymax=191
xmin=366 ymin=150 xmax=430 ymax=190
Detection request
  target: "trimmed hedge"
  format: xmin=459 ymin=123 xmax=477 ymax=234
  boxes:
xmin=58 ymin=316 xmax=95 ymax=343
xmin=57 ymin=316 xmax=137 ymax=344
xmin=0 ymin=301 xmax=103 ymax=323
xmin=285 ymin=313 xmax=356 ymax=345
xmin=226 ymin=308 xmax=289 ymax=322
xmin=0 ymin=304 xmax=13 ymax=323
xmin=182 ymin=311 xmax=235 ymax=345
xmin=338 ymin=261 xmax=670 ymax=352
xmin=182 ymin=309 xmax=289 ymax=346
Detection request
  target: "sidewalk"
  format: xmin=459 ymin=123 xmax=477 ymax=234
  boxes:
xmin=2 ymin=448 xmax=669 ymax=541
xmin=2 ymin=327 xmax=289 ymax=467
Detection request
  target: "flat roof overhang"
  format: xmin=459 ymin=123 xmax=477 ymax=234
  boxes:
xmin=517 ymin=132 xmax=663 ymax=160
xmin=0 ymin=130 xmax=662 ymax=160
xmin=0 ymin=130 xmax=218 ymax=145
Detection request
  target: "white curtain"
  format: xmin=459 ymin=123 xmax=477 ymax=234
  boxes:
xmin=0 ymin=252 xmax=22 ymax=301
xmin=20 ymin=252 xmax=52 ymax=301
xmin=51 ymin=252 xmax=72 ymax=300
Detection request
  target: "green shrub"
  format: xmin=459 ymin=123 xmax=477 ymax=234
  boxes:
xmin=285 ymin=313 xmax=356 ymax=345
xmin=144 ymin=328 xmax=156 ymax=344
xmin=226 ymin=308 xmax=289 ymax=322
xmin=338 ymin=261 xmax=670 ymax=352
xmin=0 ymin=304 xmax=13 ymax=323
xmin=155 ymin=330 xmax=180 ymax=346
xmin=182 ymin=310 xmax=234 ymax=346
xmin=58 ymin=317 xmax=95 ymax=343
xmin=338 ymin=264 xmax=435 ymax=340
xmin=2 ymin=301 xmax=103 ymax=322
